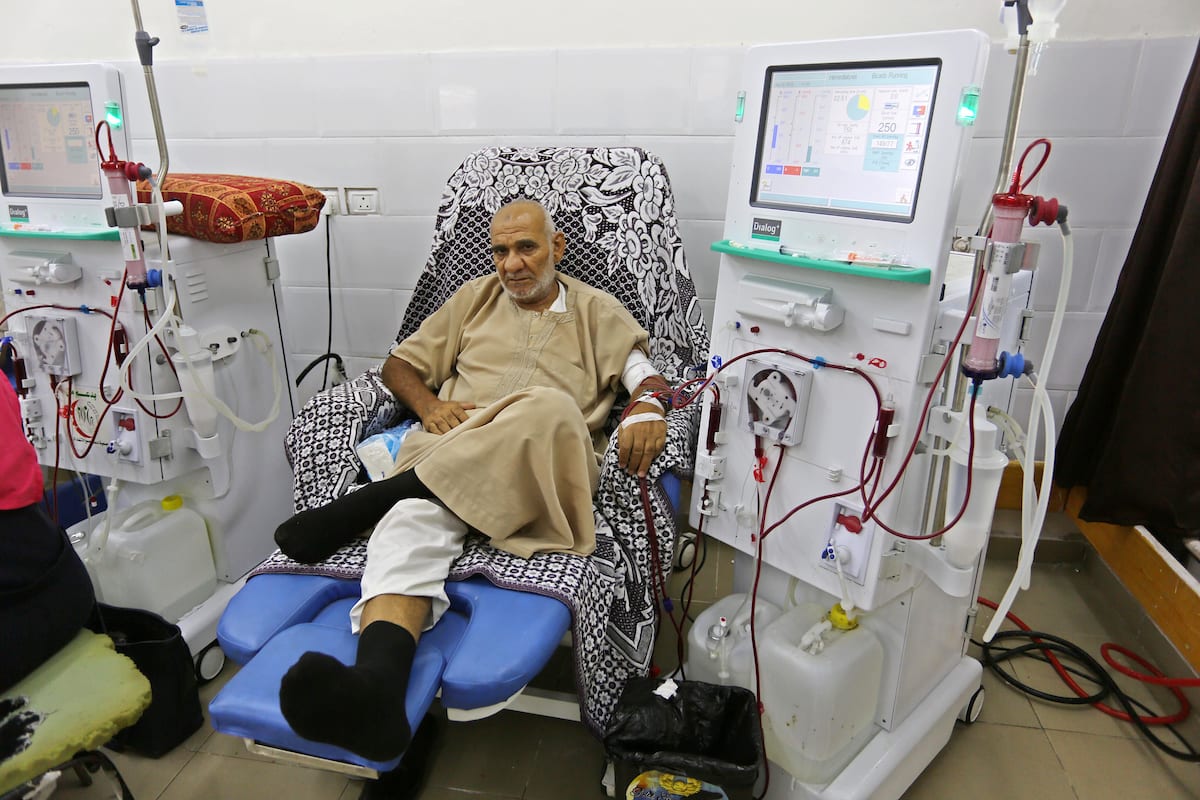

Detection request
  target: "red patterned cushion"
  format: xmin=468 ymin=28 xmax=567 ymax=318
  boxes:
xmin=136 ymin=174 xmax=325 ymax=244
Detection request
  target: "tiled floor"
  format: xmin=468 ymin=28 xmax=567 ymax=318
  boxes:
xmin=47 ymin=543 xmax=1200 ymax=800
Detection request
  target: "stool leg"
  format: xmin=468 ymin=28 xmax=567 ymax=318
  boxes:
xmin=68 ymin=752 xmax=135 ymax=800
xmin=72 ymin=760 xmax=94 ymax=787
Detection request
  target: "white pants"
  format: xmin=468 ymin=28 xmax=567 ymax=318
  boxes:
xmin=348 ymin=497 xmax=469 ymax=634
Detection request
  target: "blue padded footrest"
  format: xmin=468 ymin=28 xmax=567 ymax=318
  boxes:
xmin=211 ymin=573 xmax=573 ymax=766
xmin=207 ymin=622 xmax=445 ymax=772
xmin=219 ymin=573 xmax=361 ymax=665
xmin=211 ymin=469 xmax=683 ymax=766
xmin=438 ymin=578 xmax=570 ymax=710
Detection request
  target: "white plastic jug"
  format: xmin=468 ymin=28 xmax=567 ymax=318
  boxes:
xmin=94 ymin=495 xmax=217 ymax=624
xmin=686 ymin=593 xmax=782 ymax=690
xmin=758 ymin=603 xmax=884 ymax=784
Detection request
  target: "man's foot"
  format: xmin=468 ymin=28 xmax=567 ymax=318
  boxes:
xmin=274 ymin=507 xmax=363 ymax=564
xmin=279 ymin=622 xmax=418 ymax=762
xmin=275 ymin=471 xmax=433 ymax=564
xmin=279 ymin=651 xmax=412 ymax=761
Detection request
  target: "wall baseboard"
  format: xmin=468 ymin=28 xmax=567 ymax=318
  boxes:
xmin=992 ymin=462 xmax=1199 ymax=672
xmin=994 ymin=460 xmax=1068 ymax=513
xmin=1065 ymin=487 xmax=1200 ymax=674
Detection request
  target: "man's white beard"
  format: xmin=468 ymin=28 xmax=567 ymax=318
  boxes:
xmin=502 ymin=267 xmax=556 ymax=305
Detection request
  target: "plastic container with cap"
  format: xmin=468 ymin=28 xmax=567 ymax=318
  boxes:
xmin=93 ymin=495 xmax=217 ymax=623
xmin=758 ymin=603 xmax=884 ymax=784
xmin=685 ymin=593 xmax=783 ymax=690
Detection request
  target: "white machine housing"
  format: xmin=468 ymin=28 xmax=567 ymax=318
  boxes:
xmin=3 ymin=236 xmax=297 ymax=572
xmin=689 ymin=31 xmax=995 ymax=800
xmin=1 ymin=61 xmax=298 ymax=663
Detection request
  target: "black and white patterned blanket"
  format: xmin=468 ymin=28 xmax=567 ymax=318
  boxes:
xmin=252 ymin=147 xmax=709 ymax=735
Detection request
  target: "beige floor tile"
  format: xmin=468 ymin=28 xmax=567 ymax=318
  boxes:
xmin=978 ymin=556 xmax=1019 ymax=601
xmin=653 ymin=614 xmax=689 ymax=676
xmin=197 ymin=658 xmax=239 ymax=707
xmin=158 ymin=751 xmax=350 ymax=799
xmin=1010 ymin=563 xmax=1114 ymax=638
xmin=901 ymin=723 xmax=1077 ymax=800
xmin=1127 ymin=630 xmax=1200 ymax=745
xmin=973 ymin=561 xmax=1133 ymax=650
xmin=342 ymin=776 xmax=517 ymax=799
xmin=423 ymin=711 xmax=543 ymax=796
xmin=968 ymin=663 xmax=1043 ymax=728
xmin=193 ymin=659 xmax=290 ymax=765
xmin=417 ymin=786 xmax=522 ymax=800
xmin=1047 ymin=729 xmax=1200 ymax=800
xmin=523 ymin=715 xmax=610 ymax=800
xmin=50 ymin=745 xmax=194 ymax=800
xmin=199 ymin=729 xmax=284 ymax=763
xmin=178 ymin=658 xmax=239 ymax=753
xmin=997 ymin=632 xmax=1173 ymax=741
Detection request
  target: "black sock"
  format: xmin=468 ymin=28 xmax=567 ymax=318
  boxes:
xmin=274 ymin=470 xmax=433 ymax=563
xmin=279 ymin=621 xmax=416 ymax=762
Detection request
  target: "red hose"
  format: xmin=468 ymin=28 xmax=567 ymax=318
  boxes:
xmin=978 ymin=596 xmax=1192 ymax=725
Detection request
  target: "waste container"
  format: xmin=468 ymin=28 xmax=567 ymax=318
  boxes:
xmin=604 ymin=678 xmax=762 ymax=800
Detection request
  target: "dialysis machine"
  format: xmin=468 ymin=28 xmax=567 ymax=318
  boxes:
xmin=0 ymin=62 xmax=296 ymax=677
xmin=686 ymin=28 xmax=1067 ymax=799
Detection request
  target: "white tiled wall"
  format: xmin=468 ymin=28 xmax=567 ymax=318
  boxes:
xmin=117 ymin=37 xmax=1196 ymax=410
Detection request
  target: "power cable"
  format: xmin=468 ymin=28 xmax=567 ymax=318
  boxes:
xmin=296 ymin=215 xmax=346 ymax=391
xmin=975 ymin=598 xmax=1200 ymax=762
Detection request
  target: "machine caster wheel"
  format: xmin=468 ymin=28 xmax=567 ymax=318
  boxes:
xmin=959 ymin=686 xmax=985 ymax=724
xmin=673 ymin=532 xmax=697 ymax=572
xmin=195 ymin=642 xmax=226 ymax=684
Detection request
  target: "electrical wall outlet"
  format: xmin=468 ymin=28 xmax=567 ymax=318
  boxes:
xmin=346 ymin=188 xmax=380 ymax=215
xmin=316 ymin=188 xmax=340 ymax=216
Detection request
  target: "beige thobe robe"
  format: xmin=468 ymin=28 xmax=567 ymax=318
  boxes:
xmin=388 ymin=273 xmax=648 ymax=558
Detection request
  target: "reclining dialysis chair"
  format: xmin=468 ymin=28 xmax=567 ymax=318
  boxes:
xmin=208 ymin=146 xmax=711 ymax=779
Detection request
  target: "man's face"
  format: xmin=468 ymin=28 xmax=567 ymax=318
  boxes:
xmin=490 ymin=206 xmax=565 ymax=311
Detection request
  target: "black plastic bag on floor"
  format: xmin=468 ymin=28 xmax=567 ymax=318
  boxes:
xmin=89 ymin=604 xmax=203 ymax=758
xmin=604 ymin=678 xmax=762 ymax=800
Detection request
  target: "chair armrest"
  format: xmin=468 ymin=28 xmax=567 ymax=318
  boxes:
xmin=283 ymin=368 xmax=404 ymax=513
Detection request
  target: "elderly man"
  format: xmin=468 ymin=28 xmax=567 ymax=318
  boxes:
xmin=275 ymin=199 xmax=671 ymax=760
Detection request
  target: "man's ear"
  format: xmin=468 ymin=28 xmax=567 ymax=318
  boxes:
xmin=552 ymin=230 xmax=566 ymax=263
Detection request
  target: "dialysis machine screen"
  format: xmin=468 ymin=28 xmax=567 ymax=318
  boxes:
xmin=0 ymin=83 xmax=102 ymax=199
xmin=751 ymin=59 xmax=941 ymax=222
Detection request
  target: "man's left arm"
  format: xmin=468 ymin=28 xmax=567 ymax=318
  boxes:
xmin=618 ymin=372 xmax=671 ymax=478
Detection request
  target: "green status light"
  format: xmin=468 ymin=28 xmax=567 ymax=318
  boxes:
xmin=735 ymin=90 xmax=746 ymax=123
xmin=957 ymin=86 xmax=980 ymax=126
xmin=105 ymin=101 xmax=123 ymax=129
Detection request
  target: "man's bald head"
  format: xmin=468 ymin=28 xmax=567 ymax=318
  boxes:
xmin=491 ymin=199 xmax=556 ymax=242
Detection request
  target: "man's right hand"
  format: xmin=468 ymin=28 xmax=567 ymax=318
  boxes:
xmin=420 ymin=400 xmax=476 ymax=435
xmin=383 ymin=356 xmax=475 ymax=436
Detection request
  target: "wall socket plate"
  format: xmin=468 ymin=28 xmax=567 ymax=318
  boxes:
xmin=346 ymin=188 xmax=380 ymax=215
xmin=316 ymin=187 xmax=340 ymax=215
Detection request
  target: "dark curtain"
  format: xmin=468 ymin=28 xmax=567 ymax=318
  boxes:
xmin=1054 ymin=41 xmax=1200 ymax=559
